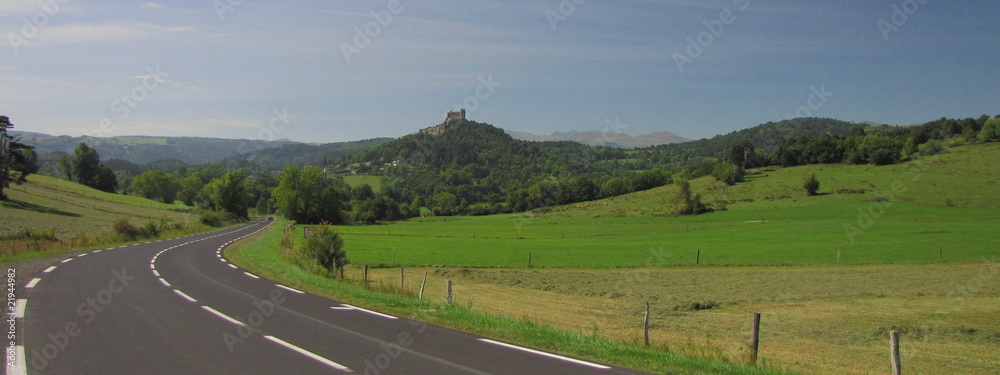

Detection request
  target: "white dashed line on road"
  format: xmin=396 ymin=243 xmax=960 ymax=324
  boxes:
xmin=264 ymin=335 xmax=352 ymax=372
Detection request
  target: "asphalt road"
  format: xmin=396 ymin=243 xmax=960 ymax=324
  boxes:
xmin=9 ymin=219 xmax=649 ymax=374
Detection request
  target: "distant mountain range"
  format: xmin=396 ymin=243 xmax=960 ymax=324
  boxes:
xmin=11 ymin=132 xmax=301 ymax=165
xmin=504 ymin=129 xmax=690 ymax=148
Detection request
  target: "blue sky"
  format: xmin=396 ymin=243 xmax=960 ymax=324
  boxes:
xmin=2 ymin=0 xmax=998 ymax=143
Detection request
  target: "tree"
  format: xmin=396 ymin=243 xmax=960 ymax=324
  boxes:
xmin=600 ymin=178 xmax=629 ymax=198
xmin=58 ymin=154 xmax=73 ymax=181
xmin=671 ymin=180 xmax=707 ymax=216
xmin=857 ymin=134 xmax=901 ymax=165
xmin=0 ymin=116 xmax=36 ymax=200
xmin=92 ymin=165 xmax=119 ymax=193
xmin=177 ymin=176 xmax=204 ymax=206
xmin=919 ymin=139 xmax=946 ymax=156
xmin=725 ymin=141 xmax=755 ymax=182
xmin=803 ymin=173 xmax=820 ymax=196
xmin=979 ymin=118 xmax=1000 ymax=142
xmin=210 ymin=169 xmax=251 ymax=219
xmin=71 ymin=142 xmax=101 ymax=187
xmin=712 ymin=161 xmax=738 ymax=186
xmin=566 ymin=177 xmax=598 ymax=203
xmin=131 ymin=170 xmax=180 ymax=203
xmin=274 ymin=166 xmax=345 ymax=224
xmin=300 ymin=225 xmax=348 ymax=278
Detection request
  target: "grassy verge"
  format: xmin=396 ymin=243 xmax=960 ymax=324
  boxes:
xmin=226 ymin=218 xmax=793 ymax=375
xmin=0 ymin=221 xmax=240 ymax=263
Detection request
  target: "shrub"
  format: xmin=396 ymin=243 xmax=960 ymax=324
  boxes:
xmin=803 ymin=173 xmax=820 ymax=196
xmin=672 ymin=181 xmax=708 ymax=216
xmin=712 ymin=162 xmax=739 ymax=186
xmin=299 ymin=225 xmax=348 ymax=278
xmin=919 ymin=139 xmax=947 ymax=156
xmin=113 ymin=219 xmax=140 ymax=240
xmin=199 ymin=210 xmax=227 ymax=227
xmin=138 ymin=222 xmax=159 ymax=238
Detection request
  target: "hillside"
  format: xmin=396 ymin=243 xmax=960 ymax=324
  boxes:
xmin=219 ymin=137 xmax=394 ymax=170
xmin=13 ymin=133 xmax=300 ymax=165
xmin=0 ymin=174 xmax=194 ymax=240
xmin=634 ymin=117 xmax=863 ymax=162
xmin=506 ymin=129 xmax=690 ymax=148
xmin=339 ymin=120 xmax=632 ymax=207
xmin=539 ymin=141 xmax=1000 ymax=218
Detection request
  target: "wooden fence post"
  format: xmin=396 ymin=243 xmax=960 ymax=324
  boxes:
xmin=890 ymin=330 xmax=901 ymax=375
xmin=527 ymin=252 xmax=532 ymax=267
xmin=446 ymin=280 xmax=453 ymax=304
xmin=643 ymin=302 xmax=650 ymax=347
xmin=418 ymin=271 xmax=428 ymax=300
xmin=696 ymin=249 xmax=701 ymax=266
xmin=399 ymin=266 xmax=405 ymax=290
xmin=363 ymin=265 xmax=368 ymax=286
xmin=750 ymin=312 xmax=761 ymax=365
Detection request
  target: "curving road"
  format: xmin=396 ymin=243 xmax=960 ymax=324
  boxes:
xmin=9 ymin=219 xmax=647 ymax=374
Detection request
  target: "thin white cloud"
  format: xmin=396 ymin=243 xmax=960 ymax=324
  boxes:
xmin=35 ymin=23 xmax=198 ymax=44
xmin=0 ymin=0 xmax=47 ymax=15
xmin=201 ymin=118 xmax=263 ymax=129
xmin=139 ymin=2 xmax=163 ymax=10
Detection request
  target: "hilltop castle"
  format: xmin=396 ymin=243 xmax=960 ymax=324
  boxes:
xmin=420 ymin=109 xmax=466 ymax=135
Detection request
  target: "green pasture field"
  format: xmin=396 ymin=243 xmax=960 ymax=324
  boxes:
xmin=328 ymin=143 xmax=1000 ymax=268
xmin=341 ymin=174 xmax=384 ymax=192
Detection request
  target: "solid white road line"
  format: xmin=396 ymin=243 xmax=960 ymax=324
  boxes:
xmin=158 ymin=278 xmax=171 ymax=287
xmin=478 ymin=339 xmax=611 ymax=369
xmin=14 ymin=299 xmax=27 ymax=318
xmin=60 ymin=258 xmax=73 ymax=263
xmin=339 ymin=304 xmax=397 ymax=320
xmin=202 ymin=306 xmax=245 ymax=326
xmin=243 ymin=272 xmax=260 ymax=279
xmin=263 ymin=335 xmax=352 ymax=372
xmin=276 ymin=284 xmax=305 ymax=294
xmin=24 ymin=278 xmax=41 ymax=289
xmin=43 ymin=266 xmax=56 ymax=273
xmin=173 ymin=290 xmax=197 ymax=303
xmin=9 ymin=345 xmax=26 ymax=375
